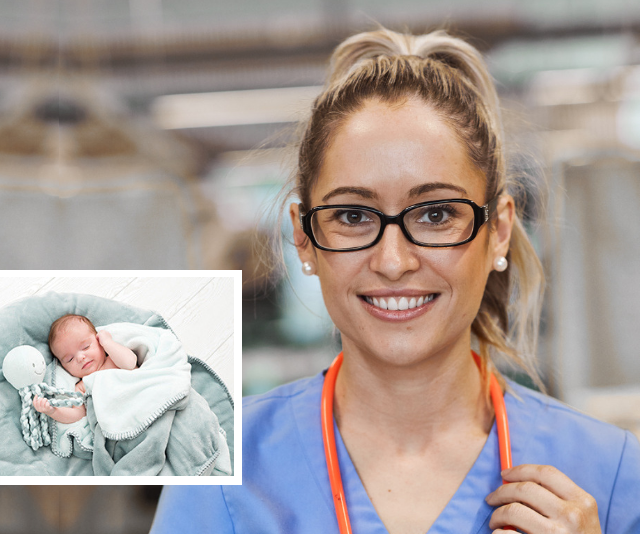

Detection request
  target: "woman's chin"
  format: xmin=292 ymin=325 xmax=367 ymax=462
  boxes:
xmin=344 ymin=337 xmax=446 ymax=370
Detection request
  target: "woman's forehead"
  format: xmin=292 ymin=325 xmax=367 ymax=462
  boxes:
xmin=313 ymin=98 xmax=486 ymax=205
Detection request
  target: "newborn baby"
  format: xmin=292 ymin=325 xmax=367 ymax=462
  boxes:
xmin=33 ymin=314 xmax=137 ymax=424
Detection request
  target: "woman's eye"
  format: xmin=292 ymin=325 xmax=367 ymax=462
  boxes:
xmin=426 ymin=209 xmax=447 ymax=223
xmin=417 ymin=206 xmax=454 ymax=224
xmin=338 ymin=210 xmax=371 ymax=224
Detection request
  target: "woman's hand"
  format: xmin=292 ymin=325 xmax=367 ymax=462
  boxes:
xmin=486 ymin=464 xmax=602 ymax=534
xmin=32 ymin=395 xmax=56 ymax=416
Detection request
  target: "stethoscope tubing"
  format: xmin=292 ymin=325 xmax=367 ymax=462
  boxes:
xmin=321 ymin=353 xmax=352 ymax=534
xmin=321 ymin=351 xmax=514 ymax=534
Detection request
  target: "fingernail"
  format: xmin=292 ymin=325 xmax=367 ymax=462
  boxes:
xmin=500 ymin=468 xmax=511 ymax=476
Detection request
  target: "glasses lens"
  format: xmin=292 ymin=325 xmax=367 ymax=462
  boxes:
xmin=404 ymin=202 xmax=475 ymax=245
xmin=311 ymin=208 xmax=381 ymax=250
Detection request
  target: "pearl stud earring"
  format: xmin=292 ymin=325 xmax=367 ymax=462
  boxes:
xmin=302 ymin=261 xmax=315 ymax=276
xmin=493 ymin=256 xmax=508 ymax=272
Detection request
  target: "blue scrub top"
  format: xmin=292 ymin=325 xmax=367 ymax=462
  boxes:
xmin=152 ymin=372 xmax=640 ymax=533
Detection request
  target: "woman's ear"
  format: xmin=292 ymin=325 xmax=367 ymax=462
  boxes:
xmin=289 ymin=203 xmax=316 ymax=266
xmin=492 ymin=194 xmax=515 ymax=260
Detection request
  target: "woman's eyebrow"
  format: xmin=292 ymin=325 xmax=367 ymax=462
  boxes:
xmin=408 ymin=182 xmax=468 ymax=198
xmin=321 ymin=183 xmax=468 ymax=202
xmin=321 ymin=187 xmax=378 ymax=202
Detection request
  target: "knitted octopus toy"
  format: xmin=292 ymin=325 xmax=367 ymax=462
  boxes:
xmin=3 ymin=346 xmax=85 ymax=451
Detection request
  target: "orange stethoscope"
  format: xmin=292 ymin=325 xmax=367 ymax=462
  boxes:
xmin=321 ymin=351 xmax=514 ymax=534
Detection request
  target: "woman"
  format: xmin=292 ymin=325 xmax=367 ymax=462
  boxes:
xmin=151 ymin=28 xmax=640 ymax=533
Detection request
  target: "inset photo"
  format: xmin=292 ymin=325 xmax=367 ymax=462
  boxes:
xmin=0 ymin=271 xmax=240 ymax=482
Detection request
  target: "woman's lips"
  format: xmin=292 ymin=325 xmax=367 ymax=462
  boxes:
xmin=359 ymin=293 xmax=439 ymax=321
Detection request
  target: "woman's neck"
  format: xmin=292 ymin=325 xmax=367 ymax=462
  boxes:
xmin=333 ymin=338 xmax=493 ymax=453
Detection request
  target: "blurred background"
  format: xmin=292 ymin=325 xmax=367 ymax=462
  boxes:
xmin=1 ymin=0 xmax=640 ymax=532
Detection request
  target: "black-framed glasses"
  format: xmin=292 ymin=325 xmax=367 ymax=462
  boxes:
xmin=299 ymin=195 xmax=501 ymax=252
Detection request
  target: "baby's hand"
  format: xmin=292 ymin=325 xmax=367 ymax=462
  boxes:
xmin=33 ymin=395 xmax=56 ymax=416
xmin=75 ymin=380 xmax=86 ymax=394
xmin=96 ymin=330 xmax=112 ymax=346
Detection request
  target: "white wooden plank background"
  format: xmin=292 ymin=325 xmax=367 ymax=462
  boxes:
xmin=0 ymin=275 xmax=235 ymax=399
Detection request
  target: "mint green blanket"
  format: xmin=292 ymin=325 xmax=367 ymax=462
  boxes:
xmin=0 ymin=292 xmax=234 ymax=476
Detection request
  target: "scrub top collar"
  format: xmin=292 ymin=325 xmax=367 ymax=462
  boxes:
xmin=290 ymin=371 xmax=538 ymax=534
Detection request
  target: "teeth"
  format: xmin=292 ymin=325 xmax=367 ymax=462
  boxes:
xmin=365 ymin=294 xmax=436 ymax=311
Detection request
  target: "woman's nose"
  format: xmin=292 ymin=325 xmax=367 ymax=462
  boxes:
xmin=368 ymin=224 xmax=420 ymax=280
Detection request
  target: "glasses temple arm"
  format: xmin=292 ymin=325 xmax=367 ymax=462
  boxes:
xmin=298 ymin=203 xmax=306 ymax=229
xmin=483 ymin=191 xmax=503 ymax=222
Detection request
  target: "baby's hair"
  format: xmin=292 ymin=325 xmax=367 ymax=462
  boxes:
xmin=48 ymin=314 xmax=97 ymax=357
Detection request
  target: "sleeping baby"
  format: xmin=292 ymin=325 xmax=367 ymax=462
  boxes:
xmin=24 ymin=312 xmax=230 ymax=475
xmin=33 ymin=314 xmax=137 ymax=424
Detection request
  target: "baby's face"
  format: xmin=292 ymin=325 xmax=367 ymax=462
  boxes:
xmin=51 ymin=321 xmax=107 ymax=378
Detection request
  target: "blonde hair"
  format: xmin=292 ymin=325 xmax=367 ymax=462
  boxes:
xmin=285 ymin=28 xmax=545 ymax=386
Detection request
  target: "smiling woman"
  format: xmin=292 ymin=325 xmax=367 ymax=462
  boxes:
xmin=290 ymin=98 xmax=513 ymax=374
xmin=151 ymin=28 xmax=640 ymax=534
